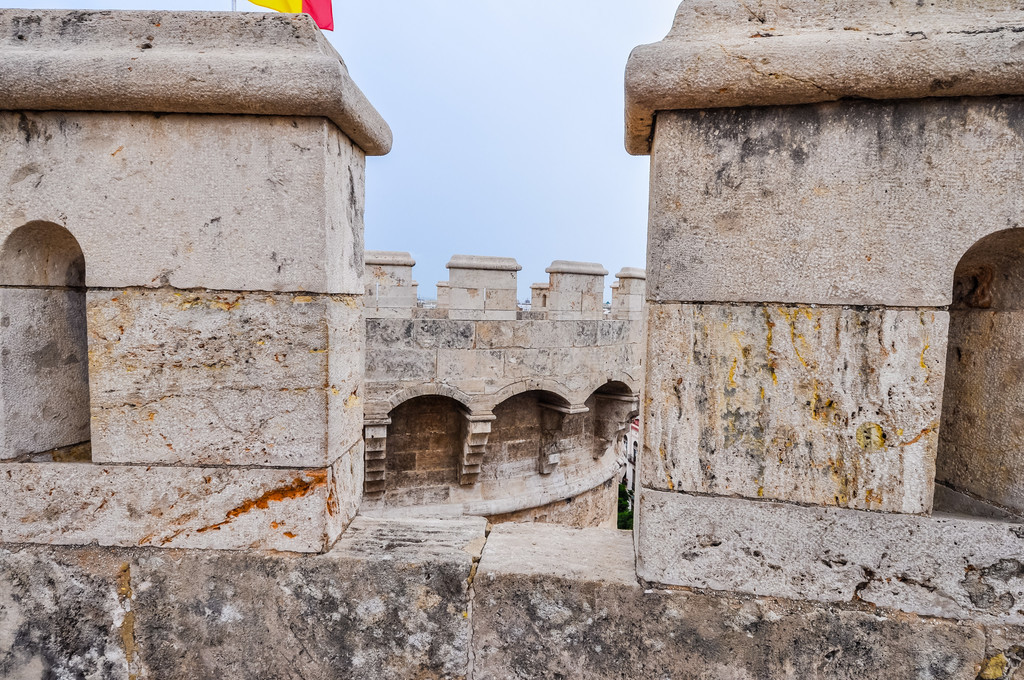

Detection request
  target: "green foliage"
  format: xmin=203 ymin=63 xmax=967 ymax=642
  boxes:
xmin=617 ymin=483 xmax=634 ymax=530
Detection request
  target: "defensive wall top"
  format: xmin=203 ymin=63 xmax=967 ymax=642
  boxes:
xmin=0 ymin=9 xmax=391 ymax=155
xmin=625 ymin=0 xmax=1024 ymax=153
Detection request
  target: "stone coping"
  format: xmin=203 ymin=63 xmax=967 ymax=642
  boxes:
xmin=545 ymin=260 xmax=609 ymax=276
xmin=0 ymin=10 xmax=391 ymax=155
xmin=365 ymin=251 xmax=416 ymax=267
xmin=615 ymin=267 xmax=646 ymax=280
xmin=624 ymin=4 xmax=1024 ymax=154
xmin=446 ymin=255 xmax=522 ymax=272
xmin=638 ymin=489 xmax=1024 ymax=624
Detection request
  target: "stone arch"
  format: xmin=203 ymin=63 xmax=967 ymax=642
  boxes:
xmin=386 ymin=383 xmax=474 ymax=414
xmin=0 ymin=221 xmax=91 ymax=460
xmin=585 ymin=380 xmax=640 ymax=464
xmin=480 ymin=379 xmax=573 ymax=413
xmin=936 ymin=228 xmax=1024 ymax=519
xmin=488 ymin=389 xmax=582 ymax=478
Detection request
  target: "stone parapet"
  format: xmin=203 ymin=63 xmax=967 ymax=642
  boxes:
xmin=4 ymin=519 xmax=1018 ymax=679
xmin=544 ymin=260 xmax=608 ymax=321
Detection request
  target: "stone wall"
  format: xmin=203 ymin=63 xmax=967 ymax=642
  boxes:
xmin=2 ymin=519 xmax=1018 ymax=680
xmin=362 ymin=253 xmax=643 ymax=525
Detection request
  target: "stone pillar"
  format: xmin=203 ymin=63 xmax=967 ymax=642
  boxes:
xmin=625 ymin=2 xmax=1024 ymax=596
xmin=530 ymin=282 xmax=550 ymax=314
xmin=611 ymin=267 xmax=645 ymax=321
xmin=445 ymin=255 xmax=521 ymax=320
xmin=365 ymin=251 xmax=416 ymax=318
xmin=435 ymin=281 xmax=451 ymax=309
xmin=0 ymin=9 xmax=390 ymax=552
xmin=545 ymin=261 xmax=607 ymax=321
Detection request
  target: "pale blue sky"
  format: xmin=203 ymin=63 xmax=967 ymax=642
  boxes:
xmin=1 ymin=1 xmax=680 ymax=299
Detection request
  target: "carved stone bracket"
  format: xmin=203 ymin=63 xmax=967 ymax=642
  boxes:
xmin=363 ymin=417 xmax=391 ymax=496
xmin=460 ymin=412 xmax=496 ymax=486
xmin=538 ymin=401 xmax=589 ymax=474
xmin=592 ymin=393 xmax=639 ymax=460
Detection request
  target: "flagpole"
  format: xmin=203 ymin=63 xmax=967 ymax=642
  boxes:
xmin=231 ymin=0 xmax=237 ymax=10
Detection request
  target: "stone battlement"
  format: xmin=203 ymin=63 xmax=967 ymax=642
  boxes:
xmin=362 ymin=251 xmax=644 ymax=523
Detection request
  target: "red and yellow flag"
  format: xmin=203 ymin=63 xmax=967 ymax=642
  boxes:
xmin=249 ymin=0 xmax=333 ymax=31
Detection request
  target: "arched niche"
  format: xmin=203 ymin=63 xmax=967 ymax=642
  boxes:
xmin=936 ymin=228 xmax=1024 ymax=519
xmin=0 ymin=222 xmax=90 ymax=461
xmin=384 ymin=395 xmax=465 ymax=505
xmin=488 ymin=390 xmax=583 ymax=477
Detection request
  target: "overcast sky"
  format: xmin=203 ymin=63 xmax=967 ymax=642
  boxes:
xmin=1 ymin=1 xmax=680 ymax=299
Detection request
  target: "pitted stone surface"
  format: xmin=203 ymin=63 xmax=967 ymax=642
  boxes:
xmin=646 ymin=99 xmax=1024 ymax=306
xmin=637 ymin=489 xmax=1024 ymax=624
xmin=1 ymin=111 xmax=366 ymax=293
xmin=473 ymin=523 xmax=990 ymax=680
xmin=132 ymin=516 xmax=481 ymax=679
xmin=0 ymin=455 xmax=362 ymax=552
xmin=88 ymin=288 xmax=363 ymax=467
xmin=643 ymin=303 xmax=946 ymax=513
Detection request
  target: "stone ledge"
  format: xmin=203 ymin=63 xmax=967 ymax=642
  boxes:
xmin=0 ymin=10 xmax=391 ymax=155
xmin=637 ymin=488 xmax=1024 ymax=624
xmin=472 ymin=521 xmax=997 ymax=680
xmin=626 ymin=18 xmax=1024 ymax=154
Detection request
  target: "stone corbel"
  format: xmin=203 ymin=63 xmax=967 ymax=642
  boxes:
xmin=593 ymin=393 xmax=640 ymax=460
xmin=538 ymin=401 xmax=589 ymax=475
xmin=363 ymin=417 xmax=391 ymax=495
xmin=460 ymin=412 xmax=496 ymax=486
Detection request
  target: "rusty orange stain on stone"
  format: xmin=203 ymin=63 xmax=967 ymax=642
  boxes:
xmin=195 ymin=472 xmax=327 ymax=534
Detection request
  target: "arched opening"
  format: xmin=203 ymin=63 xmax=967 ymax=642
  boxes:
xmin=487 ymin=390 xmax=582 ymax=478
xmin=936 ymin=229 xmax=1024 ymax=519
xmin=384 ymin=395 xmax=464 ymax=505
xmin=0 ymin=222 xmax=90 ymax=461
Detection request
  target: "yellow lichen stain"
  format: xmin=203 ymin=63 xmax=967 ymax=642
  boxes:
xmin=855 ymin=422 xmax=886 ymax=451
xmin=978 ymin=654 xmax=1008 ymax=680
xmin=757 ymin=486 xmax=764 ymax=498
xmin=117 ymin=563 xmax=138 ymax=680
xmin=864 ymin=488 xmax=883 ymax=506
xmin=331 ymin=387 xmax=340 ymax=395
xmin=760 ymin=386 xmax=765 ymax=401
xmin=776 ymin=307 xmax=810 ymax=368
xmin=293 ymin=295 xmax=314 ymax=304
xmin=763 ymin=309 xmax=778 ymax=384
xmin=728 ymin=358 xmax=738 ymax=388
xmin=812 ymin=185 xmax=831 ymax=196
xmin=345 ymin=392 xmax=360 ymax=408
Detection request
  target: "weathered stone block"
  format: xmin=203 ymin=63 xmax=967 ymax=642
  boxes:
xmin=0 ymin=460 xmax=357 ymax=552
xmin=0 ymin=545 xmax=130 ymax=679
xmin=647 ymin=99 xmax=1024 ymax=307
xmin=1 ymin=111 xmax=367 ymax=293
xmin=637 ymin=489 xmax=1024 ymax=624
xmin=132 ymin=516 xmax=481 ymax=679
xmin=474 ymin=522 xmax=988 ymax=680
xmin=87 ymin=288 xmax=363 ymax=467
xmin=643 ymin=302 xmax=946 ymax=513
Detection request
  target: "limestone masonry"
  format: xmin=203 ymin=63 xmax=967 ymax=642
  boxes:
xmin=1 ymin=4 xmax=1023 ymax=680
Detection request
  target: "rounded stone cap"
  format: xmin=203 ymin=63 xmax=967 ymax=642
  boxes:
xmin=615 ymin=267 xmax=646 ymax=280
xmin=625 ymin=2 xmax=1024 ymax=155
xmin=436 ymin=280 xmax=450 ymax=288
xmin=446 ymin=255 xmax=522 ymax=271
xmin=0 ymin=10 xmax=392 ymax=155
xmin=545 ymin=261 xmax=609 ymax=276
xmin=365 ymin=251 xmax=416 ymax=267
xmin=530 ymin=282 xmax=551 ymax=289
